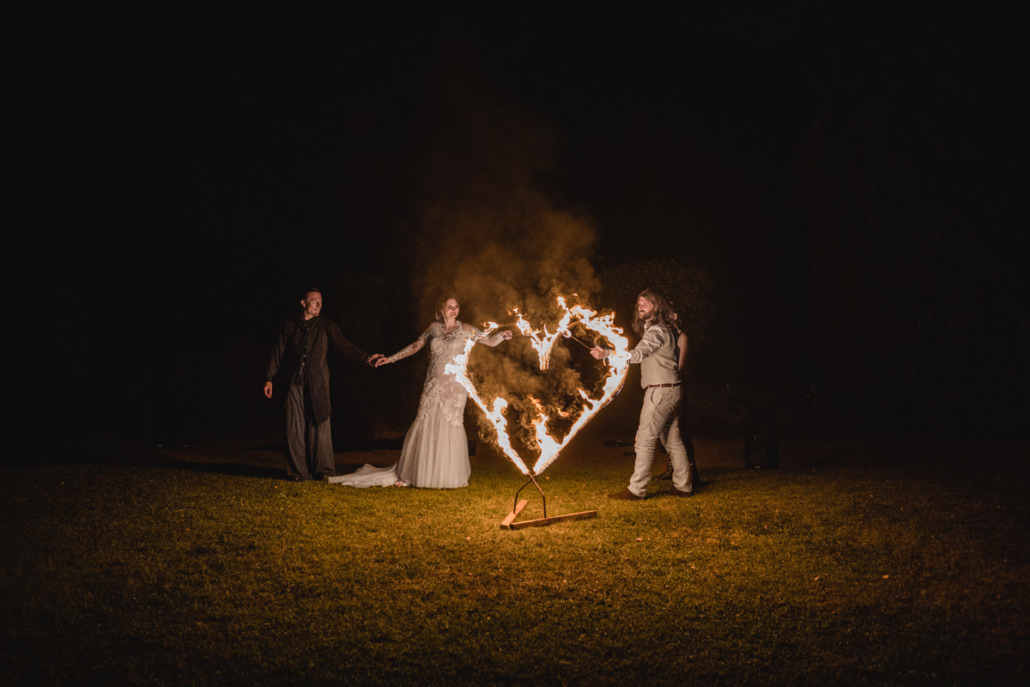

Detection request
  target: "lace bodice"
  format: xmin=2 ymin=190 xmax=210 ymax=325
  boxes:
xmin=416 ymin=322 xmax=481 ymax=427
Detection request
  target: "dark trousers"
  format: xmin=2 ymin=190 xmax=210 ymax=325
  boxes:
xmin=284 ymin=384 xmax=335 ymax=479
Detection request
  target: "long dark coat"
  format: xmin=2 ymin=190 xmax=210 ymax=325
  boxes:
xmin=265 ymin=315 xmax=368 ymax=425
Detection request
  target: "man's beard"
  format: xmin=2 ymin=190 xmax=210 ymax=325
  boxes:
xmin=632 ymin=312 xmax=653 ymax=335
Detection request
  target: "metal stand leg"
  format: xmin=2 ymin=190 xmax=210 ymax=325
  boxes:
xmin=513 ymin=473 xmax=547 ymax=518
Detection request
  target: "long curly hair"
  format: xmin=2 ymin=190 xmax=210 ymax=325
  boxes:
xmin=632 ymin=289 xmax=676 ymax=336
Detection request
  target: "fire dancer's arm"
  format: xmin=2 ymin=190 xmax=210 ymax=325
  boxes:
xmin=626 ymin=325 xmax=668 ymax=364
xmin=591 ymin=325 xmax=667 ymax=363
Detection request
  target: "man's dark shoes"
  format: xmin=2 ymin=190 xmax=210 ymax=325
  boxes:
xmin=608 ymin=488 xmax=644 ymax=501
xmin=668 ymin=487 xmax=695 ymax=497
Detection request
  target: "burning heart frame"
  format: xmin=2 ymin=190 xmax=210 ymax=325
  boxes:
xmin=444 ymin=297 xmax=632 ymax=527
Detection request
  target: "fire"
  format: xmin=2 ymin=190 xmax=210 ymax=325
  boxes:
xmin=513 ymin=299 xmax=574 ymax=370
xmin=445 ymin=297 xmax=630 ymax=477
xmin=446 ymin=321 xmax=531 ymax=475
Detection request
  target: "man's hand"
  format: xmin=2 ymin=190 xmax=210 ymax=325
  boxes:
xmin=263 ymin=381 xmax=273 ymax=398
xmin=366 ymin=353 xmax=384 ymax=367
xmin=589 ymin=347 xmax=608 ymax=360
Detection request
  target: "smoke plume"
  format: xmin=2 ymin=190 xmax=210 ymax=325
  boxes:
xmin=405 ymin=78 xmax=610 ymax=452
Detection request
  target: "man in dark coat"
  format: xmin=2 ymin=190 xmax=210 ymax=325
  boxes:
xmin=264 ymin=288 xmax=380 ymax=480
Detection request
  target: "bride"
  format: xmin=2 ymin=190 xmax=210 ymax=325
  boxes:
xmin=329 ymin=297 xmax=511 ymax=489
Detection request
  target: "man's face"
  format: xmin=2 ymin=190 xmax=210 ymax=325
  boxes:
xmin=636 ymin=296 xmax=655 ymax=321
xmin=301 ymin=292 xmax=323 ymax=319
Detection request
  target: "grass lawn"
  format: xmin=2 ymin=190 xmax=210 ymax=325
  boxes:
xmin=2 ymin=429 xmax=1027 ymax=685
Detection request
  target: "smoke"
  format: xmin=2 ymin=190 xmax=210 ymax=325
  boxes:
xmin=405 ymin=77 xmax=609 ymax=452
xmin=408 ymin=96 xmax=600 ymax=317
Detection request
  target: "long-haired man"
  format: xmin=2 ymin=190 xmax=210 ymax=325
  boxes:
xmin=591 ymin=289 xmax=694 ymax=499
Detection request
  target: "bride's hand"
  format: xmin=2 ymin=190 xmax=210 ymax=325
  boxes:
xmin=499 ymin=330 xmax=513 ymax=340
xmin=375 ymin=357 xmax=391 ymax=368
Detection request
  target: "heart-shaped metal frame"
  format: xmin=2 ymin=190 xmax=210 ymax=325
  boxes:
xmin=446 ymin=297 xmax=632 ymax=477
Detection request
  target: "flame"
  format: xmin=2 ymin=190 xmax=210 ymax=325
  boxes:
xmin=445 ymin=298 xmax=630 ymax=477
xmin=513 ymin=297 xmax=574 ymax=370
xmin=446 ymin=322 xmax=532 ymax=475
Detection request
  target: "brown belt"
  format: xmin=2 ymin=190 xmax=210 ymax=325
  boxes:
xmin=648 ymin=382 xmax=681 ymax=388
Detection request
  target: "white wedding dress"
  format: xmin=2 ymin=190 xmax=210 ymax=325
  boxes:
xmin=330 ymin=321 xmax=502 ymax=489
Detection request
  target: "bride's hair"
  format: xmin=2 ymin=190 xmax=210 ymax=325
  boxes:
xmin=435 ymin=295 xmax=461 ymax=322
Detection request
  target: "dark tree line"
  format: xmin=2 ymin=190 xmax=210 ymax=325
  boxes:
xmin=795 ymin=20 xmax=1027 ymax=436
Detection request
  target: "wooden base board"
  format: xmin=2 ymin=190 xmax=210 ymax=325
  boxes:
xmin=501 ymin=499 xmax=598 ymax=530
xmin=500 ymin=499 xmax=529 ymax=528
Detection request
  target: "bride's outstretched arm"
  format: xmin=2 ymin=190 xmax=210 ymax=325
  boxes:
xmin=376 ymin=325 xmax=433 ymax=366
xmin=470 ymin=323 xmax=512 ymax=347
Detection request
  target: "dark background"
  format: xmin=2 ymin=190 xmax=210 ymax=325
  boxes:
xmin=16 ymin=3 xmax=1027 ymax=453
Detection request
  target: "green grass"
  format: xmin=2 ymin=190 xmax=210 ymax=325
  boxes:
xmin=2 ymin=436 xmax=1027 ymax=686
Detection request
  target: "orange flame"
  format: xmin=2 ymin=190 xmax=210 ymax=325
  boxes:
xmin=512 ymin=298 xmax=574 ymax=370
xmin=446 ymin=322 xmax=531 ymax=475
xmin=445 ymin=298 xmax=630 ymax=477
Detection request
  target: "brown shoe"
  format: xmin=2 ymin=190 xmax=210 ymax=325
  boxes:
xmin=668 ymin=487 xmax=695 ymax=497
xmin=608 ymin=488 xmax=644 ymax=500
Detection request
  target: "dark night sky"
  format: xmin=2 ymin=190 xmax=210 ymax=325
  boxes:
xmin=19 ymin=4 xmax=1026 ymax=441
